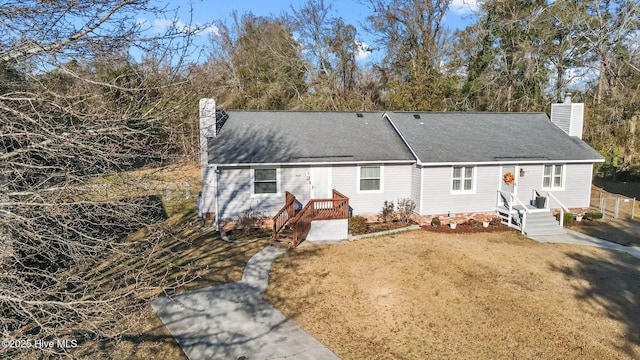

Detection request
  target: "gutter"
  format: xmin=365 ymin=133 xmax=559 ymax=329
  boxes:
xmin=206 ymin=159 xmax=415 ymax=167
xmin=416 ymin=159 xmax=605 ymax=166
xmin=214 ymin=166 xmax=220 ymax=232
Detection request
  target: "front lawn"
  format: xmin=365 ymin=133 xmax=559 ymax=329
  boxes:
xmin=265 ymin=230 xmax=640 ymax=359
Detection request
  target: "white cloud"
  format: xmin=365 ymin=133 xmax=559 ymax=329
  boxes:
xmin=356 ymin=40 xmax=372 ymax=61
xmin=200 ymin=24 xmax=220 ymax=37
xmin=152 ymin=19 xmax=175 ymax=33
xmin=450 ymin=0 xmax=479 ymax=15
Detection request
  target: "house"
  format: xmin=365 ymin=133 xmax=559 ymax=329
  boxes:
xmin=199 ymin=97 xmax=604 ymax=245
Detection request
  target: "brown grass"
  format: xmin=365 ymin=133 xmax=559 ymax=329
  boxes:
xmin=69 ymin=215 xmax=268 ymax=360
xmin=265 ymin=230 xmax=640 ymax=359
xmin=64 ymin=161 xmax=267 ymax=359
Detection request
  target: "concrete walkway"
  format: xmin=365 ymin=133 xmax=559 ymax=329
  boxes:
xmin=529 ymin=229 xmax=640 ymax=260
xmin=152 ymin=246 xmax=339 ymax=360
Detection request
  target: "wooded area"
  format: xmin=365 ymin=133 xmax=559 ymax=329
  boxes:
xmin=0 ymin=0 xmax=639 ymax=356
xmin=199 ymin=0 xmax=640 ymax=179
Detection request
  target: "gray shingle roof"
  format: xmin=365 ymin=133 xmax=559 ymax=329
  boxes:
xmin=208 ymin=111 xmax=415 ymax=164
xmin=387 ymin=112 xmax=604 ymax=163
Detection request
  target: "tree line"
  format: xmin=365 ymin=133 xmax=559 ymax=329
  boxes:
xmin=196 ymin=0 xmax=640 ymax=179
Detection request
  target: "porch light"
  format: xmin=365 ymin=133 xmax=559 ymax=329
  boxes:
xmin=520 ymin=168 xmax=525 ymax=177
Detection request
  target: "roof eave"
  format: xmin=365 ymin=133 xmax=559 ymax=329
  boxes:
xmin=417 ymin=159 xmax=605 ymax=166
xmin=207 ymin=159 xmax=416 ymax=167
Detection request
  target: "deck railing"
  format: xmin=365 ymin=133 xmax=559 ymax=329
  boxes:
xmin=535 ymin=190 xmax=569 ymax=228
xmin=272 ymin=191 xmax=297 ymax=240
xmin=285 ymin=189 xmax=349 ymax=247
xmin=496 ymin=190 xmax=529 ymax=232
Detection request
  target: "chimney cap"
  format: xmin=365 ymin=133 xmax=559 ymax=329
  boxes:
xmin=564 ymin=93 xmax=572 ymax=103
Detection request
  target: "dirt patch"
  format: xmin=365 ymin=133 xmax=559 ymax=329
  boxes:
xmin=365 ymin=221 xmax=414 ymax=233
xmin=422 ymin=219 xmax=515 ymax=234
xmin=266 ymin=231 xmax=640 ymax=359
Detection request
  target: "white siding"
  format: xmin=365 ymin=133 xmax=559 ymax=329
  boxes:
xmin=212 ymin=162 xmax=595 ymax=220
xmin=517 ymin=163 xmax=593 ymax=208
xmin=551 ymin=103 xmax=584 ymax=139
xmin=216 ymin=166 xmax=310 ymax=220
xmin=420 ymin=165 xmax=501 ymax=215
xmin=216 ymin=168 xmax=251 ymax=220
xmin=282 ymin=166 xmax=311 ymax=205
xmin=514 ymin=164 xmax=539 ymax=202
xmin=201 ymin=166 xmax=217 ymax=215
xmin=332 ymin=164 xmax=412 ymax=215
xmin=411 ymin=165 xmax=421 ymax=213
xmin=550 ymin=104 xmax=571 ymax=135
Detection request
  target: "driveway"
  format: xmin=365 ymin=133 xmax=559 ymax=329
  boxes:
xmin=529 ymin=229 xmax=640 ymax=259
xmin=152 ymin=246 xmax=339 ymax=360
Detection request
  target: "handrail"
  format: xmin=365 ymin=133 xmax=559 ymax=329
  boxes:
xmin=272 ymin=191 xmax=297 ymax=240
xmin=532 ymin=189 xmax=541 ymax=201
xmin=497 ymin=190 xmax=528 ymax=232
xmin=511 ymin=192 xmax=529 ymax=210
xmin=287 ymin=189 xmax=349 ymax=247
xmin=546 ymin=191 xmax=569 ymax=228
xmin=332 ymin=189 xmax=348 ymax=199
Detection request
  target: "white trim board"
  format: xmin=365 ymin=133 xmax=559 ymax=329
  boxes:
xmin=208 ymin=160 xmax=414 ymax=167
xmin=417 ymin=159 xmax=604 ymax=166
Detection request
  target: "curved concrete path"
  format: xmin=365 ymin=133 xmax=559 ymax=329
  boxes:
xmin=152 ymin=246 xmax=339 ymax=360
xmin=529 ymin=229 xmax=640 ymax=260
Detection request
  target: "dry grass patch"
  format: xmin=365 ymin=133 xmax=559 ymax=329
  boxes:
xmin=265 ymin=230 xmax=640 ymax=359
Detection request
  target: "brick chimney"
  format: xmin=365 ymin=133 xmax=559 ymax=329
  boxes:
xmin=550 ymin=93 xmax=584 ymax=139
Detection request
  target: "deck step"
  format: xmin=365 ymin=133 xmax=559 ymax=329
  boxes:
xmin=271 ymin=239 xmax=292 ymax=248
xmin=523 ymin=212 xmax=565 ymax=236
xmin=496 ymin=208 xmax=566 ymax=236
xmin=524 ymin=227 xmax=566 ymax=236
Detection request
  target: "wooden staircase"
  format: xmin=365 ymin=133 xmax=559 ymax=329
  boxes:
xmin=272 ymin=190 xmax=349 ymax=248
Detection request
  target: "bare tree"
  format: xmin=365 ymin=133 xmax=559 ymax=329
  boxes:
xmin=364 ymin=0 xmax=457 ymax=110
xmin=0 ymin=0 xmax=207 ymax=356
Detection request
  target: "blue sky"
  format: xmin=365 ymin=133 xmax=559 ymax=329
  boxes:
xmin=143 ymin=0 xmax=480 ymax=63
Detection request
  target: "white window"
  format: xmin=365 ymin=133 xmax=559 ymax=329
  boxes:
xmin=452 ymin=166 xmax=474 ymax=193
xmin=254 ymin=168 xmax=278 ymax=194
xmin=543 ymin=164 xmax=564 ymax=189
xmin=359 ymin=166 xmax=381 ymax=191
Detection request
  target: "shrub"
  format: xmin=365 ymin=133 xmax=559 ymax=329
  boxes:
xmin=396 ymin=198 xmax=417 ymax=223
xmin=430 ymin=217 xmax=441 ymax=227
xmin=378 ymin=200 xmax=396 ymax=223
xmin=349 ymin=216 xmax=368 ymax=235
xmin=467 ymin=219 xmax=482 ymax=228
xmin=237 ymin=208 xmax=265 ymax=233
xmin=584 ymin=211 xmax=603 ymax=220
xmin=556 ymin=212 xmax=574 ymax=225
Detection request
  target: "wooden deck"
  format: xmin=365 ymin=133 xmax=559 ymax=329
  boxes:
xmin=272 ymin=189 xmax=349 ymax=248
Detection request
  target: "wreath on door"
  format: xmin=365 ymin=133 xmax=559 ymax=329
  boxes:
xmin=503 ymin=171 xmax=515 ymax=185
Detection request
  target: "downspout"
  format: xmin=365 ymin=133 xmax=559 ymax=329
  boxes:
xmin=214 ymin=167 xmax=220 ymax=232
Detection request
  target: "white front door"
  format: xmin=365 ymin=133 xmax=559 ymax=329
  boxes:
xmin=500 ymin=165 xmax=518 ymax=195
xmin=310 ymin=167 xmax=332 ymax=199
